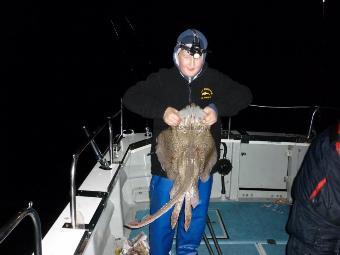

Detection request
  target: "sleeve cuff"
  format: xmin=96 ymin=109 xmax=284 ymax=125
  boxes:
xmin=208 ymin=103 xmax=218 ymax=116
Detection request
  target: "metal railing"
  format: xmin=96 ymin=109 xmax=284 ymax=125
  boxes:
xmin=0 ymin=202 xmax=42 ymax=255
xmin=307 ymin=106 xmax=320 ymax=139
xmin=70 ymin=108 xmax=123 ymax=229
xmin=205 ymin=215 xmax=223 ymax=255
xmin=225 ymin=104 xmax=327 ymax=140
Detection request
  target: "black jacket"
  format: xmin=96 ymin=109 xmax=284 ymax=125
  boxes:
xmin=286 ymin=123 xmax=340 ymax=251
xmin=123 ymin=65 xmax=253 ymax=177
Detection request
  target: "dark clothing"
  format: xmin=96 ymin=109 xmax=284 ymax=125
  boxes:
xmin=123 ymin=64 xmax=252 ymax=177
xmin=286 ymin=235 xmax=340 ymax=255
xmin=286 ymin=125 xmax=340 ymax=255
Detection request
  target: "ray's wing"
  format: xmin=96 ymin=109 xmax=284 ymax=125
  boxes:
xmin=155 ymin=128 xmax=183 ymax=180
xmin=197 ymin=129 xmax=218 ymax=182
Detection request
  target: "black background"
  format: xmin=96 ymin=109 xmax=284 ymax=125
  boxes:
xmin=2 ymin=1 xmax=339 ymax=254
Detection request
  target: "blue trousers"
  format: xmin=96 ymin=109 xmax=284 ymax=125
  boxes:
xmin=149 ymin=175 xmax=213 ymax=255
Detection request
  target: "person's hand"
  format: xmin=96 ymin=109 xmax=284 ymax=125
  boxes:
xmin=163 ymin=107 xmax=181 ymax=126
xmin=203 ymin=106 xmax=217 ymax=126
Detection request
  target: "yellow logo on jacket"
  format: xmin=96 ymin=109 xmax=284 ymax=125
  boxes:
xmin=201 ymin=88 xmax=213 ymax=99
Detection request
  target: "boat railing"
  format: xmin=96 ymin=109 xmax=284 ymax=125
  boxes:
xmin=70 ymin=105 xmax=123 ymax=229
xmin=224 ymin=104 xmax=340 ymax=140
xmin=0 ymin=202 xmax=42 ymax=255
xmin=307 ymin=106 xmax=320 ymax=139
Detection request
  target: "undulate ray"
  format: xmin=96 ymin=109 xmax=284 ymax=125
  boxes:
xmin=125 ymin=104 xmax=217 ymax=230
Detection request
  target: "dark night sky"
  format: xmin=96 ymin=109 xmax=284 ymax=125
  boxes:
xmin=2 ymin=1 xmax=339 ymax=254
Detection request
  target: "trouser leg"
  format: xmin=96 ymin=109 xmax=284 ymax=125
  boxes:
xmin=176 ymin=177 xmax=213 ymax=255
xmin=149 ymin=175 xmax=176 ymax=255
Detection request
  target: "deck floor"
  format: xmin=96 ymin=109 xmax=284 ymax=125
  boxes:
xmin=129 ymin=201 xmax=290 ymax=255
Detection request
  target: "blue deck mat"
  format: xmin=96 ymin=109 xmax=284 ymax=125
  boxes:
xmin=262 ymin=243 xmax=287 ymax=255
xmin=208 ymin=201 xmax=290 ymax=243
xmin=129 ymin=201 xmax=290 ymax=254
xmin=197 ymin=243 xmax=259 ymax=255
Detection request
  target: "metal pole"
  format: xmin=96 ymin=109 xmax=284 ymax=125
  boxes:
xmin=206 ymin=215 xmax=223 ymax=255
xmin=82 ymin=125 xmax=103 ymax=160
xmin=0 ymin=202 xmax=42 ymax=255
xmin=227 ymin=117 xmax=231 ymax=139
xmin=307 ymin=106 xmax=319 ymax=139
xmin=120 ymin=98 xmax=123 ymax=136
xmin=108 ymin=117 xmax=114 ymax=165
xmin=70 ymin=154 xmax=78 ymax=229
xmin=202 ymin=233 xmax=214 ymax=255
xmin=30 ymin=203 xmax=42 ymax=255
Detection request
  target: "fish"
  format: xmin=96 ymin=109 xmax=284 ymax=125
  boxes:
xmin=126 ymin=104 xmax=217 ymax=231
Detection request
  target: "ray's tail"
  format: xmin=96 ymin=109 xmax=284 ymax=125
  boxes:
xmin=125 ymin=156 xmax=197 ymax=229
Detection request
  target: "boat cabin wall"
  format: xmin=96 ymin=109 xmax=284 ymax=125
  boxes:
xmin=119 ymin=137 xmax=310 ymax=210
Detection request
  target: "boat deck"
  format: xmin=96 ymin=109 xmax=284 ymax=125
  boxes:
xmin=129 ymin=200 xmax=290 ymax=255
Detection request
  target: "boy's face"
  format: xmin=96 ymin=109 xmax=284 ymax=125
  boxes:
xmin=177 ymin=49 xmax=204 ymax=78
